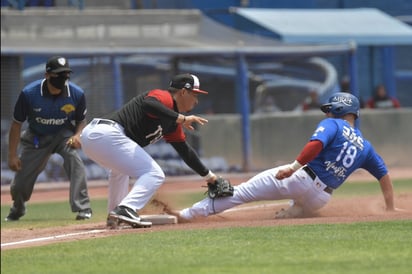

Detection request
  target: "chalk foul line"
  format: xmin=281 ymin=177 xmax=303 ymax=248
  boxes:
xmin=1 ymin=229 xmax=107 ymax=248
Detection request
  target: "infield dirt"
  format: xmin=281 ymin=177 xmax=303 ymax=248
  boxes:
xmin=1 ymin=168 xmax=411 ymax=250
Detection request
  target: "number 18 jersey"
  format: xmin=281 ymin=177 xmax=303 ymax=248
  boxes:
xmin=307 ymin=118 xmax=387 ymax=189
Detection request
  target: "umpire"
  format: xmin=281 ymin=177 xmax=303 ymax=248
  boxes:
xmin=5 ymin=56 xmax=92 ymax=221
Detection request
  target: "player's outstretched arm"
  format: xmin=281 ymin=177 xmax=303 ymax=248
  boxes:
xmin=177 ymin=114 xmax=208 ymax=131
xmin=379 ymin=174 xmax=398 ymax=211
xmin=275 ymin=140 xmax=323 ymax=180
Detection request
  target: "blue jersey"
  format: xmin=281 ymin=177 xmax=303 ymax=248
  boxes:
xmin=13 ymin=79 xmax=87 ymax=135
xmin=307 ymin=118 xmax=387 ymax=189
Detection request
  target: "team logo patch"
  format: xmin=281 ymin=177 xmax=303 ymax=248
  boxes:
xmin=58 ymin=57 xmax=67 ymax=66
xmin=332 ymin=95 xmax=353 ymax=106
xmin=61 ymin=104 xmax=75 ymax=114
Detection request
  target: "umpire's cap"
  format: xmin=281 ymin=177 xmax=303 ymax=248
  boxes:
xmin=46 ymin=56 xmax=72 ymax=73
xmin=170 ymin=73 xmax=208 ymax=94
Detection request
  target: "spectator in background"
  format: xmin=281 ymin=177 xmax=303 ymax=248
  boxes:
xmin=367 ymin=84 xmax=401 ymax=109
xmin=255 ymin=95 xmax=281 ymax=113
xmin=302 ymin=90 xmax=321 ymax=111
xmin=339 ymin=76 xmax=351 ymax=92
xmin=339 ymin=76 xmax=365 ymax=108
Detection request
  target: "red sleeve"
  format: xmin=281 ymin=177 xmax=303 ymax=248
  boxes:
xmin=146 ymin=89 xmax=174 ymax=109
xmin=296 ymin=140 xmax=323 ymax=165
xmin=146 ymin=89 xmax=186 ymax=142
xmin=164 ymin=125 xmax=186 ymax=142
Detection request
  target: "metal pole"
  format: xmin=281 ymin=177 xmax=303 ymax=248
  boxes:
xmin=236 ymin=54 xmax=251 ymax=172
xmin=112 ymin=57 xmax=124 ymax=110
xmin=381 ymin=46 xmax=396 ymax=97
xmin=348 ymin=42 xmax=360 ymax=128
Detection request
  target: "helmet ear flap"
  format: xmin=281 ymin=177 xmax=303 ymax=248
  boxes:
xmin=334 ymin=106 xmax=344 ymax=114
xmin=320 ymin=103 xmax=332 ymax=113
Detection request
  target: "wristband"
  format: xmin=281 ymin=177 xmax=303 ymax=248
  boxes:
xmin=290 ymin=160 xmax=302 ymax=171
xmin=203 ymin=170 xmax=216 ymax=181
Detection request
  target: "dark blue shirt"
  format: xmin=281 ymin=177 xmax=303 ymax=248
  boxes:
xmin=13 ymin=79 xmax=87 ymax=135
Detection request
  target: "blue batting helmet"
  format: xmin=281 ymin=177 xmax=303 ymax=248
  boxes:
xmin=320 ymin=92 xmax=360 ymax=119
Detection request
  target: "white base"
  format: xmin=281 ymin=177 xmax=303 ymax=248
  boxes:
xmin=140 ymin=214 xmax=177 ymax=225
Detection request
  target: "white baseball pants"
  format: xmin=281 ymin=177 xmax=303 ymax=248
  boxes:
xmin=81 ymin=119 xmax=165 ymax=213
xmin=180 ymin=166 xmax=331 ymax=219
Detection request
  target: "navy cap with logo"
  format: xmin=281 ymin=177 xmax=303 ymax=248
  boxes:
xmin=169 ymin=73 xmax=208 ymax=94
xmin=45 ymin=56 xmax=72 ymax=73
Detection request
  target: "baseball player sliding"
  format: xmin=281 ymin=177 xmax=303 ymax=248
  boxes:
xmin=176 ymin=92 xmax=402 ymax=221
xmin=80 ymin=74 xmax=233 ymax=228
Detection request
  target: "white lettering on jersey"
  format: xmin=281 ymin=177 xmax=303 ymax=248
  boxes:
xmin=324 ymin=161 xmax=347 ymax=178
xmin=342 ymin=126 xmax=364 ymax=150
xmin=146 ymin=125 xmax=163 ymax=144
xmin=35 ymin=117 xmax=67 ymax=125
xmin=313 ymin=126 xmax=325 ymax=137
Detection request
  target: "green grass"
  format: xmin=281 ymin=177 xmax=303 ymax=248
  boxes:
xmin=1 ymin=178 xmax=411 ymax=274
xmin=1 ymin=221 xmax=411 ymax=274
xmin=334 ymin=178 xmax=411 ymax=197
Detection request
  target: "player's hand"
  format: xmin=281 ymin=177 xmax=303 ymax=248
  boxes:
xmin=67 ymin=135 xmax=82 ymax=149
xmin=8 ymin=155 xmax=22 ymax=171
xmin=275 ymin=165 xmax=295 ymax=180
xmin=182 ymin=115 xmax=208 ymax=130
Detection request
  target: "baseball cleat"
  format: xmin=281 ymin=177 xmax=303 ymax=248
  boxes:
xmin=108 ymin=206 xmax=152 ymax=228
xmin=5 ymin=207 xmax=26 ymax=222
xmin=76 ymin=208 xmax=92 ymax=220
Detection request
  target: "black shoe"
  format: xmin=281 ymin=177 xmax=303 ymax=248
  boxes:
xmin=76 ymin=208 xmax=92 ymax=220
xmin=5 ymin=209 xmax=25 ymax=221
xmin=108 ymin=206 xmax=152 ymax=228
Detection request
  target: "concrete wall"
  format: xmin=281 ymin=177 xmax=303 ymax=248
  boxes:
xmin=198 ymin=109 xmax=412 ymax=171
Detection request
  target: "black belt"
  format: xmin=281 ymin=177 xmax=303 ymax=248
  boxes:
xmin=302 ymin=166 xmax=334 ymax=194
xmin=95 ymin=119 xmax=118 ymax=127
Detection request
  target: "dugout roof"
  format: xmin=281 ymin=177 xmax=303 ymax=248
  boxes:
xmin=233 ymin=8 xmax=412 ymax=46
xmin=1 ymin=8 xmax=353 ymax=56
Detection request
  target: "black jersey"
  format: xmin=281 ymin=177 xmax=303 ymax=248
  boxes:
xmin=105 ymin=89 xmax=185 ymax=147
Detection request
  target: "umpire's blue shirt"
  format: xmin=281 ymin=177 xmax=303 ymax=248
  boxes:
xmin=13 ymin=79 xmax=87 ymax=136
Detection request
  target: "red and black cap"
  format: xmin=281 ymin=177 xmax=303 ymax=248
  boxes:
xmin=169 ymin=73 xmax=208 ymax=94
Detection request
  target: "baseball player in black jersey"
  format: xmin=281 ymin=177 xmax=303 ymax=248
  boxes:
xmin=81 ymin=73 xmax=231 ymax=228
xmin=5 ymin=56 xmax=92 ymax=221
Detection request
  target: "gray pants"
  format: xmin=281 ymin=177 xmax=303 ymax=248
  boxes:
xmin=10 ymin=128 xmax=91 ymax=214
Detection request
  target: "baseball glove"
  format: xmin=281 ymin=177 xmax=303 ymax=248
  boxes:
xmin=207 ymin=177 xmax=234 ymax=199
